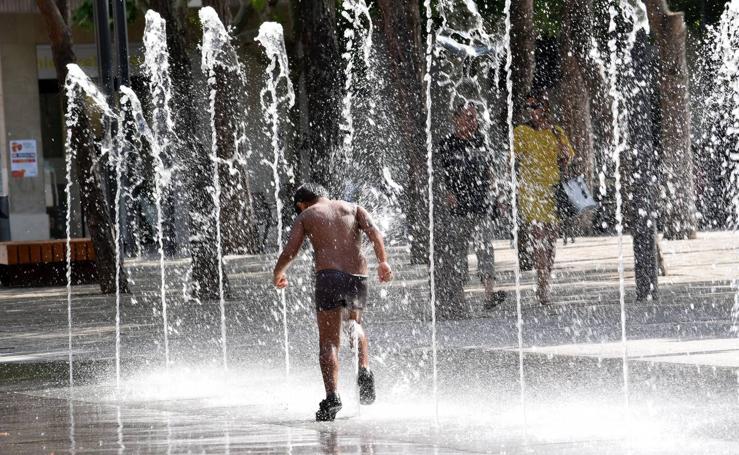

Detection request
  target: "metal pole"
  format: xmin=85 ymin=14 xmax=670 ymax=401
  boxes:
xmin=92 ymin=0 xmax=116 ymax=222
xmin=92 ymin=0 xmax=114 ymax=98
xmin=93 ymin=0 xmax=130 ymax=261
xmin=112 ymin=0 xmax=130 ymax=88
xmin=112 ymin=0 xmax=133 ymax=255
xmin=0 ymin=60 xmax=11 ymax=241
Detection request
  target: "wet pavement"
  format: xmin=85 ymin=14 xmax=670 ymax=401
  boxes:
xmin=1 ymin=231 xmax=739 ymax=453
xmin=3 ymin=365 xmax=739 ymax=454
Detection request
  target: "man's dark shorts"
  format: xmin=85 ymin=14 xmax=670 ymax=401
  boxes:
xmin=315 ymin=269 xmax=368 ymax=312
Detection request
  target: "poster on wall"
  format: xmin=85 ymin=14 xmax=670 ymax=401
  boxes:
xmin=9 ymin=140 xmax=38 ymax=178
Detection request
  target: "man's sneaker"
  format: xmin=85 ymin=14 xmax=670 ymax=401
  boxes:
xmin=358 ymin=367 xmax=376 ymax=405
xmin=316 ymin=394 xmax=342 ymax=421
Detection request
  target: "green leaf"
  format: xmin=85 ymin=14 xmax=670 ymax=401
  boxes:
xmin=72 ymin=0 xmax=139 ymax=30
xmin=252 ymin=0 xmax=268 ymax=13
xmin=534 ymin=0 xmax=563 ymax=38
xmin=72 ymin=0 xmax=94 ymax=29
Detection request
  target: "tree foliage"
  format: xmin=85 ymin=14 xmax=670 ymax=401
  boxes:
xmin=72 ymin=0 xmax=140 ymax=29
xmin=669 ymin=0 xmax=730 ymax=32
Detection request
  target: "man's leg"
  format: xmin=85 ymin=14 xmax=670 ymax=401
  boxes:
xmin=349 ymin=309 xmax=376 ymax=405
xmin=317 ymin=307 xmax=344 ymax=396
xmin=446 ymin=214 xmax=471 ymax=315
xmin=450 ymin=214 xmax=470 ymax=288
xmin=518 ymin=219 xmax=533 ymax=271
xmin=545 ymin=224 xmax=557 ymax=272
xmin=534 ymin=222 xmax=559 ymax=305
xmin=348 ymin=309 xmax=368 ymax=369
xmin=315 ymin=306 xmax=345 ymax=421
xmin=475 ymin=216 xmax=505 ymax=308
xmin=532 ymin=223 xmax=552 ymax=305
xmin=435 ymin=210 xmax=464 ymax=317
xmin=544 ymin=224 xmax=558 ymax=303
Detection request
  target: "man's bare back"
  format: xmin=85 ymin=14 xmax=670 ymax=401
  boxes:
xmin=273 ymin=195 xmax=391 ymax=289
xmin=299 ymin=199 xmax=372 ymax=275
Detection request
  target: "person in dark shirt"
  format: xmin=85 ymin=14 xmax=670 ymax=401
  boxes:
xmin=434 ymin=103 xmax=506 ymax=318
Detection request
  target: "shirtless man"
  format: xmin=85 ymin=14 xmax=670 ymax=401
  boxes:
xmin=273 ymin=183 xmax=393 ymax=421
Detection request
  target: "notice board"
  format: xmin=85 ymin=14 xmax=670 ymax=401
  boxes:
xmin=9 ymin=140 xmax=38 ymax=178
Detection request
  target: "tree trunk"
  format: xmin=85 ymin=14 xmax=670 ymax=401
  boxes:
xmin=510 ymin=0 xmax=536 ymax=266
xmin=646 ymin=0 xmax=697 ymax=239
xmin=284 ymin=0 xmax=306 ymax=228
xmin=37 ymin=0 xmax=128 ymax=294
xmin=72 ymin=107 xmax=127 ymax=294
xmin=558 ymin=0 xmax=595 ymax=187
xmin=296 ymin=0 xmax=342 ymax=191
xmin=626 ymin=31 xmax=659 ymax=301
xmin=377 ymin=0 xmax=428 ymax=263
xmin=149 ymin=0 xmax=230 ymax=299
xmin=37 ymin=0 xmax=75 ymax=80
xmin=213 ymin=65 xmax=260 ymax=254
xmin=511 ymin=0 xmax=535 ymax=123
xmin=203 ymin=0 xmax=260 ymax=255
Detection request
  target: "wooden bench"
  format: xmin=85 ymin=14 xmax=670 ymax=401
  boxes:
xmin=0 ymin=239 xmax=98 ymax=287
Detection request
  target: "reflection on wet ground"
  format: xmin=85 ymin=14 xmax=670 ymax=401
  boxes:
xmin=2 ymin=355 xmax=739 ymax=454
xmin=2 ymin=391 xmax=459 ymax=454
xmin=2 ymin=232 xmax=739 ymax=453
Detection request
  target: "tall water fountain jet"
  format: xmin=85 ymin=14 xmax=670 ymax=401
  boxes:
xmin=336 ymin=4 xmax=380 ymax=408
xmin=436 ymin=0 xmax=503 ymax=114
xmin=606 ymin=0 xmax=650 ymax=411
xmin=118 ymin=85 xmax=168 ymax=372
xmin=434 ymin=0 xmax=519 ymax=426
xmin=143 ymin=10 xmax=175 ymax=370
xmin=422 ymin=0 xmax=439 ymax=423
xmin=435 ymin=1 xmax=506 ymax=202
xmin=63 ymin=73 xmax=81 ymax=389
xmin=502 ymin=0 xmax=526 ymax=434
xmin=421 ymin=0 xmax=503 ymax=425
xmin=200 ymin=6 xmax=242 ymax=370
xmin=255 ymin=21 xmax=295 ymax=380
xmin=63 ymin=64 xmax=116 ymax=388
xmin=115 ymin=405 xmax=124 ymax=453
xmin=113 ymin=103 xmax=125 ymax=391
xmin=332 ymin=1 xmax=404 ymax=235
xmin=338 ymin=0 xmax=374 ymax=176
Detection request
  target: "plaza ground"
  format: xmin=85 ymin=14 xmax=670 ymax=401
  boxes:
xmin=1 ymin=231 xmax=738 ymax=453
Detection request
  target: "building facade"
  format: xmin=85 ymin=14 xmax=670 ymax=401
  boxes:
xmin=0 ymin=1 xmax=143 ymax=241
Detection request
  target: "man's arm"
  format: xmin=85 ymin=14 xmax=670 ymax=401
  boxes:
xmin=357 ymin=206 xmax=392 ymax=282
xmin=273 ymin=218 xmax=306 ymax=288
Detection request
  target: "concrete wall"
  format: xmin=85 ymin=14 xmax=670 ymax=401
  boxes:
xmin=0 ymin=39 xmax=49 ymax=240
xmin=0 ymin=12 xmax=144 ymax=241
xmin=0 ymin=14 xmax=63 ymax=241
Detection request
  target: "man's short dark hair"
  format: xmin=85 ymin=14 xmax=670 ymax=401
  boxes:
xmin=293 ymin=183 xmax=328 ymax=214
xmin=454 ymin=100 xmax=478 ymax=116
xmin=526 ymin=89 xmax=550 ymax=110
